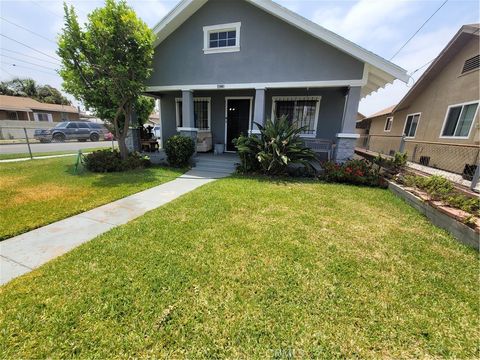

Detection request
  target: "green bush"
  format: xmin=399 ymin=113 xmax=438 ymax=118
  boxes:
xmin=83 ymin=149 xmax=150 ymax=172
xmin=165 ymin=135 xmax=195 ymax=167
xmin=233 ymin=134 xmax=262 ymax=173
xmin=374 ymin=152 xmax=407 ymax=176
xmin=233 ymin=116 xmax=317 ymax=176
xmin=321 ymin=158 xmax=384 ymax=187
xmin=402 ymin=174 xmax=479 ymax=216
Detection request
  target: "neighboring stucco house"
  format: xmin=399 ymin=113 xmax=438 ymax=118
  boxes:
xmin=357 ymin=24 xmax=480 ymax=175
xmin=0 ymin=95 xmax=79 ymax=139
xmin=145 ymin=0 xmax=408 ymax=161
xmin=0 ymin=95 xmax=79 ymax=123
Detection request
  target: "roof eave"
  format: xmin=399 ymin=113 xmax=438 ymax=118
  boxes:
xmin=393 ymin=24 xmax=479 ymax=112
xmin=151 ymin=0 xmax=408 ymax=93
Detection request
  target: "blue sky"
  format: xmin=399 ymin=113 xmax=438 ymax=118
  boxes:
xmin=1 ymin=0 xmax=479 ymax=115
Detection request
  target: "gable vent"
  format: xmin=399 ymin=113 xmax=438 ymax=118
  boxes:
xmin=462 ymin=55 xmax=480 ymax=74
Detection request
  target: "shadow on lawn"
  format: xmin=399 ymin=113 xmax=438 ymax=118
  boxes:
xmin=230 ymin=173 xmax=319 ymax=186
xmin=64 ymin=164 xmax=180 ymax=188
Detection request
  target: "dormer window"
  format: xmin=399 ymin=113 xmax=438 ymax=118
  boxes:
xmin=203 ymin=22 xmax=241 ymax=54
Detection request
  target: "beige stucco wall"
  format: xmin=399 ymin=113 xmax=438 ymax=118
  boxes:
xmin=393 ymin=37 xmax=480 ymax=144
xmin=361 ymin=36 xmax=479 ymax=173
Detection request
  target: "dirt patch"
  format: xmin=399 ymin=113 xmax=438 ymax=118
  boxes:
xmin=0 ymin=175 xmax=27 ymax=188
xmin=9 ymin=184 xmax=90 ymax=206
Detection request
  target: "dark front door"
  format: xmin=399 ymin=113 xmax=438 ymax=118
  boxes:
xmin=226 ymin=98 xmax=250 ymax=152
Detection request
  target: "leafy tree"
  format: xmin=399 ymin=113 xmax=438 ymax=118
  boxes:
xmin=0 ymin=78 xmax=37 ymax=98
xmin=135 ymin=96 xmax=155 ymax=126
xmin=0 ymin=78 xmax=71 ymax=105
xmin=58 ymin=0 xmax=155 ymax=159
xmin=37 ymin=85 xmax=71 ymax=105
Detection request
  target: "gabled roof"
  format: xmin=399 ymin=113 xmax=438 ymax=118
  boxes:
xmin=0 ymin=95 xmax=78 ymax=113
xmin=356 ymin=104 xmax=395 ymax=124
xmin=394 ymin=24 xmax=480 ymax=112
xmin=369 ymin=105 xmax=396 ymax=118
xmin=151 ymin=0 xmax=408 ymax=98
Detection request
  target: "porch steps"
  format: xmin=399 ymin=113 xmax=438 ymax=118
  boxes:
xmin=193 ymin=154 xmax=238 ymax=175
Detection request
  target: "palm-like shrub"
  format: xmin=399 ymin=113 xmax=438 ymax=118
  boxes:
xmin=234 ymin=116 xmax=317 ymax=175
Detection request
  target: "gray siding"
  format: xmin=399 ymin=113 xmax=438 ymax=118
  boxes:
xmin=160 ymin=88 xmax=346 ymax=144
xmin=148 ymin=0 xmax=364 ymax=87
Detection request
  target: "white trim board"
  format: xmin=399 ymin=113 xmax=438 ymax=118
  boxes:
xmin=336 ymin=133 xmax=360 ymax=139
xmin=147 ymin=79 xmax=366 ymax=92
xmin=150 ymin=0 xmax=408 ymax=86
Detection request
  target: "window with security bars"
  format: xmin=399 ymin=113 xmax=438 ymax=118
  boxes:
xmin=273 ymin=97 xmax=320 ymax=136
xmin=176 ymin=98 xmax=210 ymax=130
xmin=461 ymin=55 xmax=479 ymax=74
xmin=441 ymin=102 xmax=478 ymax=137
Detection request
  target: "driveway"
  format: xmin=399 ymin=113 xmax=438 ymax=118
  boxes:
xmin=0 ymin=141 xmax=117 ymax=155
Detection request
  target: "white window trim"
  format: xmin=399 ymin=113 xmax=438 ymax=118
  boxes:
xmin=175 ymin=97 xmax=211 ymax=132
xmin=203 ymin=22 xmax=241 ymax=55
xmin=439 ymin=100 xmax=479 ymax=140
xmin=403 ymin=112 xmax=421 ymax=139
xmin=384 ymin=116 xmax=393 ymax=132
xmin=271 ymin=96 xmax=321 ymax=138
xmin=33 ymin=112 xmax=53 ymax=122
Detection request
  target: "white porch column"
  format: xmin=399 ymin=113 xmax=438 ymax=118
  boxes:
xmin=333 ymin=86 xmax=361 ymax=162
xmin=251 ymin=88 xmax=265 ymax=134
xmin=179 ymin=89 xmax=197 ymax=141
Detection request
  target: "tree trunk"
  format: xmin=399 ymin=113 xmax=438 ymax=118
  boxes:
xmin=112 ymin=104 xmax=131 ymax=161
xmin=117 ymin=134 xmax=129 ymax=160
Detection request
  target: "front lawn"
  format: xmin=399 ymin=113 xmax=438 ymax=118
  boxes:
xmin=0 ymin=177 xmax=478 ymax=358
xmin=0 ymin=157 xmax=184 ymax=240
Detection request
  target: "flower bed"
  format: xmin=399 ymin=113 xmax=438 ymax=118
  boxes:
xmin=394 ymin=173 xmax=480 ymax=232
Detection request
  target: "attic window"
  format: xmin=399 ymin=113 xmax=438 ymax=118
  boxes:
xmin=203 ymin=22 xmax=241 ymax=54
xmin=461 ymin=55 xmax=479 ymax=74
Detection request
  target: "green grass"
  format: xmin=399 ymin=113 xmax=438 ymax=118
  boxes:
xmin=1 ymin=177 xmax=478 ymax=358
xmin=0 ymin=157 xmax=184 ymax=240
xmin=0 ymin=146 xmax=109 ymax=160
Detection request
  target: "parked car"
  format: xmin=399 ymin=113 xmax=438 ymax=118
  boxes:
xmin=34 ymin=121 xmax=109 ymax=142
xmin=104 ymin=132 xmax=114 ymax=141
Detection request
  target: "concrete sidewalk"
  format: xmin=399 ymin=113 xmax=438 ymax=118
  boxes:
xmin=0 ymin=153 xmax=80 ymax=163
xmin=0 ymin=155 xmax=237 ymax=285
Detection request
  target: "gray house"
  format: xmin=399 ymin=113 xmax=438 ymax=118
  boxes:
xmin=145 ymin=0 xmax=408 ymax=161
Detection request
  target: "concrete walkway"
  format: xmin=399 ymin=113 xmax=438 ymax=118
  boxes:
xmin=0 ymin=154 xmax=237 ymax=285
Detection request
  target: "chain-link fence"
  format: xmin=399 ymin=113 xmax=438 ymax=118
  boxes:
xmin=0 ymin=125 xmax=116 ymax=161
xmin=356 ymin=134 xmax=480 ymax=191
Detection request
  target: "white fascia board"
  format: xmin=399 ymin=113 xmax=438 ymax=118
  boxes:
xmin=152 ymin=0 xmax=208 ymax=46
xmin=146 ymin=79 xmax=365 ymax=92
